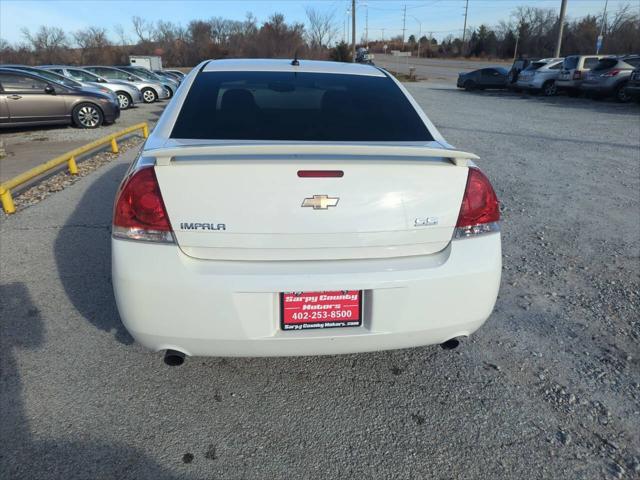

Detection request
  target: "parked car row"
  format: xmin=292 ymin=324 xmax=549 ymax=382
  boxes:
xmin=0 ymin=64 xmax=185 ymax=129
xmin=457 ymin=54 xmax=640 ymax=103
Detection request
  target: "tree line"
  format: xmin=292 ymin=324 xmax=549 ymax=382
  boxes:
xmin=377 ymin=5 xmax=639 ymax=59
xmin=0 ymin=5 xmax=638 ymax=67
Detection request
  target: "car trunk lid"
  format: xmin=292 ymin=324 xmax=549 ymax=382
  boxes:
xmin=150 ymin=143 xmax=476 ymax=261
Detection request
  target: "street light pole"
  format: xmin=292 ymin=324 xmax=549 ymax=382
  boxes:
xmin=554 ymin=0 xmax=568 ymax=58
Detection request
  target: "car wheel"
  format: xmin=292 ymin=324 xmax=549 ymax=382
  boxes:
xmin=142 ymin=88 xmax=157 ymax=103
xmin=73 ymin=103 xmax=104 ymax=129
xmin=615 ymin=83 xmax=631 ymax=103
xmin=165 ymin=87 xmax=173 ymax=98
xmin=542 ymin=81 xmax=557 ymax=96
xmin=463 ymin=80 xmax=476 ymax=91
xmin=116 ymin=91 xmax=132 ymax=109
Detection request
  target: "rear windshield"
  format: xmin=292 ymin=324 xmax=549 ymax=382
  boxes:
xmin=525 ymin=62 xmax=546 ymax=71
xmin=593 ymin=58 xmax=618 ymax=71
xmin=171 ymin=71 xmax=433 ymax=141
xmin=563 ymin=57 xmax=579 ymax=69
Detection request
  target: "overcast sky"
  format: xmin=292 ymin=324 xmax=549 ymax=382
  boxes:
xmin=0 ymin=0 xmax=634 ymax=44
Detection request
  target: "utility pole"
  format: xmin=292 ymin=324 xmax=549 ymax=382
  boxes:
xmin=461 ymin=0 xmax=469 ymax=55
xmin=554 ymin=0 xmax=568 ymax=58
xmin=365 ymin=5 xmax=369 ymax=46
xmin=513 ymin=34 xmax=519 ymax=61
xmin=402 ymin=4 xmax=407 ymax=48
xmin=352 ymin=0 xmax=356 ymax=62
xmin=596 ymin=0 xmax=608 ymax=54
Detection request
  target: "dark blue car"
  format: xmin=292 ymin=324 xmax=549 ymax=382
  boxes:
xmin=457 ymin=67 xmax=508 ymax=91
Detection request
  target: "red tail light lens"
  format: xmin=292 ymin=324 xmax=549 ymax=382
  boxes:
xmin=113 ymin=166 xmax=174 ymax=243
xmin=573 ymin=70 xmax=582 ymax=79
xmin=603 ymin=69 xmax=621 ymax=77
xmin=455 ymin=168 xmax=500 ymax=238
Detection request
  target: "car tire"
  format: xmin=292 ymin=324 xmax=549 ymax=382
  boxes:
xmin=141 ymin=88 xmax=158 ymax=103
xmin=615 ymin=83 xmax=631 ymax=103
xmin=542 ymin=81 xmax=557 ymax=96
xmin=72 ymin=103 xmax=104 ymax=129
xmin=463 ymin=80 xmax=476 ymax=91
xmin=165 ymin=87 xmax=173 ymax=98
xmin=116 ymin=91 xmax=132 ymax=109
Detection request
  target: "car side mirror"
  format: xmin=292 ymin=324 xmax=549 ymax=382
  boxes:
xmin=44 ymin=85 xmax=55 ymax=94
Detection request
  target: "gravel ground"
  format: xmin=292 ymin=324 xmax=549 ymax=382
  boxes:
xmin=0 ymin=101 xmax=165 ymax=182
xmin=0 ymin=83 xmax=638 ymax=480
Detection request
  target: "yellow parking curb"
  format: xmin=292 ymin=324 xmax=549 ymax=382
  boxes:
xmin=0 ymin=122 xmax=149 ymax=214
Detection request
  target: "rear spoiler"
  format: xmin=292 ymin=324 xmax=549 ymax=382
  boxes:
xmin=149 ymin=144 xmax=479 ymax=167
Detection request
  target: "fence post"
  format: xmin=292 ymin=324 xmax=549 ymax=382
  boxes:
xmin=1 ymin=188 xmax=16 ymax=214
xmin=68 ymin=156 xmax=78 ymax=175
xmin=110 ymin=137 xmax=119 ymax=153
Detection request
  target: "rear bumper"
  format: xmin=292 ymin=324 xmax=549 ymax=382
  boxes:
xmin=112 ymin=233 xmax=501 ymax=357
xmin=516 ymin=79 xmax=539 ymax=90
xmin=580 ymin=82 xmax=615 ymax=94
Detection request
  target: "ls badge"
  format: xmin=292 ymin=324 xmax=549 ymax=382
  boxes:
xmin=414 ymin=217 xmax=439 ymax=227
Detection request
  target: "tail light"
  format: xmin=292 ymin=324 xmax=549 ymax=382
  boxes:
xmin=113 ymin=166 xmax=174 ymax=243
xmin=602 ymin=69 xmax=621 ymax=77
xmin=573 ymin=70 xmax=582 ymax=80
xmin=454 ymin=168 xmax=500 ymax=239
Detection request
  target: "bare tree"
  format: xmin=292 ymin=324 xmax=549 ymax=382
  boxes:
xmin=21 ymin=26 xmax=68 ymax=63
xmin=305 ymin=7 xmax=337 ymax=49
xmin=113 ymin=24 xmax=130 ymax=47
xmin=74 ymin=27 xmax=111 ymax=63
xmin=131 ymin=16 xmax=153 ymax=43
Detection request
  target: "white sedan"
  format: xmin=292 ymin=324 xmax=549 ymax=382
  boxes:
xmin=111 ymin=59 xmax=501 ymax=364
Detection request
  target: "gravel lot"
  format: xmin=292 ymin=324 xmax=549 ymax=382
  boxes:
xmin=1 ymin=83 xmax=638 ymax=479
xmin=0 ymin=101 xmax=166 ymax=183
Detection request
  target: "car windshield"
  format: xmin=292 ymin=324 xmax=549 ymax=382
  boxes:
xmin=129 ymin=68 xmax=159 ymax=81
xmin=31 ymin=69 xmax=80 ymax=87
xmin=68 ymin=68 xmax=101 ymax=82
xmin=171 ymin=71 xmax=433 ymax=142
xmin=563 ymin=57 xmax=579 ymax=69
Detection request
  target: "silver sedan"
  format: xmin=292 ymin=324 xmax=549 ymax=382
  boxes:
xmin=40 ymin=65 xmax=143 ymax=109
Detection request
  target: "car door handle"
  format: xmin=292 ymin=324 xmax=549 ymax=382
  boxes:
xmin=7 ymin=94 xmax=22 ymax=100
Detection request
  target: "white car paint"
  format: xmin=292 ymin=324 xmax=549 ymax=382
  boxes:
xmin=111 ymin=59 xmax=502 ymax=358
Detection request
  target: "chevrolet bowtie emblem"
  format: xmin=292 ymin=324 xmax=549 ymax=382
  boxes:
xmin=301 ymin=195 xmax=339 ymax=210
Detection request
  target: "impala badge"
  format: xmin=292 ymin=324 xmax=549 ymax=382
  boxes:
xmin=301 ymin=195 xmax=339 ymax=210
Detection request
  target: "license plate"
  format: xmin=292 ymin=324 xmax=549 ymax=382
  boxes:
xmin=280 ymin=290 xmax=362 ymax=330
